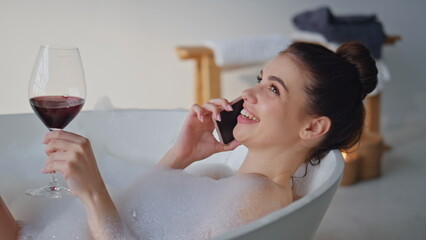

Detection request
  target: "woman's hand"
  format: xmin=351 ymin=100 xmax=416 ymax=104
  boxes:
xmin=42 ymin=131 xmax=121 ymax=240
xmin=42 ymin=130 xmax=106 ymax=203
xmin=159 ymin=98 xmax=241 ymax=169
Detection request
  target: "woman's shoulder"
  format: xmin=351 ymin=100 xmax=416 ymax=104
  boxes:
xmin=234 ymin=173 xmax=293 ymax=223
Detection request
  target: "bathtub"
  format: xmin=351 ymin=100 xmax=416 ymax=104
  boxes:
xmin=0 ymin=109 xmax=344 ymax=240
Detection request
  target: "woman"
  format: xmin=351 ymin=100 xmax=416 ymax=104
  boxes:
xmin=1 ymin=41 xmax=377 ymax=239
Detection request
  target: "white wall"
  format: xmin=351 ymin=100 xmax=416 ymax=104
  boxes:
xmin=1 ymin=0 xmax=425 ymax=132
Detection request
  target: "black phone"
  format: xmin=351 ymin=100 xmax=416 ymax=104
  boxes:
xmin=214 ymin=97 xmax=244 ymax=144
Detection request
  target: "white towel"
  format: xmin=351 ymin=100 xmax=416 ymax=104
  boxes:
xmin=290 ymin=30 xmax=391 ymax=96
xmin=203 ymin=34 xmax=291 ymax=68
xmin=370 ymin=60 xmax=391 ymax=95
xmin=94 ymin=95 xmax=114 ymax=110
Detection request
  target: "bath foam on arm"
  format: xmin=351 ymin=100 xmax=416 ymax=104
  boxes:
xmin=15 ymin=165 xmax=282 ymax=240
xmin=115 ymin=167 xmax=279 ymax=240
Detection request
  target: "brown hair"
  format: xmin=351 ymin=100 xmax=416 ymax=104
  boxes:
xmin=282 ymin=42 xmax=378 ymax=164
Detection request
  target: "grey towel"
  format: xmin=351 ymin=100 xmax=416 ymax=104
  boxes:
xmin=293 ymin=7 xmax=386 ymax=59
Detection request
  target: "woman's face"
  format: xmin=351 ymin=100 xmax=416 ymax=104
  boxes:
xmin=233 ymin=54 xmax=311 ymax=150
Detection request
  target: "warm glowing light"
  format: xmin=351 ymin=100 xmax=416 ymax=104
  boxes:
xmin=341 ymin=151 xmax=358 ymax=162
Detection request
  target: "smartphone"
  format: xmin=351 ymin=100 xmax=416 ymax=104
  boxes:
xmin=214 ymin=97 xmax=244 ymax=144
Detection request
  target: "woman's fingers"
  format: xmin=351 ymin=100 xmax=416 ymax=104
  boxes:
xmin=43 ymin=132 xmax=92 ymax=176
xmin=204 ymin=98 xmax=235 ymax=122
xmin=191 ymin=98 xmax=235 ymax=123
xmin=42 ymin=159 xmax=67 ymax=174
xmin=202 ymin=102 xmax=223 ymax=121
xmin=44 ymin=131 xmax=91 ymax=157
xmin=44 ymin=138 xmax=73 ymax=155
xmin=42 ymin=151 xmax=69 ymax=174
xmin=42 ymin=150 xmax=84 ymax=178
xmin=215 ymin=139 xmax=241 ymax=153
xmin=207 ymin=98 xmax=233 ymax=112
xmin=43 ymin=130 xmax=87 ymax=145
xmin=191 ymin=104 xmax=210 ymax=122
xmin=40 ymin=131 xmax=103 ymax=201
xmin=225 ymin=140 xmax=241 ymax=151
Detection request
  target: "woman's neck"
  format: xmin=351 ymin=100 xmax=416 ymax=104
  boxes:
xmin=237 ymin=146 xmax=307 ymax=188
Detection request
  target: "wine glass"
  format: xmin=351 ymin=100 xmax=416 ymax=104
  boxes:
xmin=26 ymin=45 xmax=86 ymax=198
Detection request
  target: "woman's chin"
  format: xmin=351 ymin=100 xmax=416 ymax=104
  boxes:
xmin=233 ymin=126 xmax=250 ymax=145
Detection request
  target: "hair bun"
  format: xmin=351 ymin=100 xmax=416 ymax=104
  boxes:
xmin=336 ymin=42 xmax=378 ymax=99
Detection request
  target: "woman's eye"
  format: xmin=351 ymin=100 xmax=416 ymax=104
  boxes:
xmin=269 ymin=84 xmax=280 ymax=95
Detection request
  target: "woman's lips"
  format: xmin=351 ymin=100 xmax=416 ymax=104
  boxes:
xmin=237 ymin=114 xmax=259 ymax=124
xmin=238 ymin=108 xmax=260 ymax=123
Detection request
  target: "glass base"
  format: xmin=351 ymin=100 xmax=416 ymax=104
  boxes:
xmin=26 ymin=185 xmax=72 ymax=198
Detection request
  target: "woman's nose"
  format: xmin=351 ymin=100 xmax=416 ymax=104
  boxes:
xmin=241 ymin=87 xmax=257 ymax=104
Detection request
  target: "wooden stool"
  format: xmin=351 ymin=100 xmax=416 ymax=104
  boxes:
xmin=341 ymin=150 xmax=361 ymax=186
xmin=358 ymin=131 xmax=384 ymax=180
xmin=175 ymin=46 xmax=220 ymax=105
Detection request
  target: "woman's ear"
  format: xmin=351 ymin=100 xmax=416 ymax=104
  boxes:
xmin=300 ymin=116 xmax=331 ymax=140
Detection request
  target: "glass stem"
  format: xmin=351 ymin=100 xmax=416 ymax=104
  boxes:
xmin=49 ymin=172 xmax=59 ymax=190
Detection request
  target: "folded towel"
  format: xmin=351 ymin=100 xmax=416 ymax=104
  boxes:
xmin=291 ymin=30 xmax=390 ymax=96
xmin=291 ymin=30 xmax=340 ymax=50
xmin=203 ymin=34 xmax=291 ymax=67
xmin=292 ymin=6 xmax=386 ymax=59
xmin=94 ymin=95 xmax=114 ymax=110
xmin=372 ymin=60 xmax=391 ymax=96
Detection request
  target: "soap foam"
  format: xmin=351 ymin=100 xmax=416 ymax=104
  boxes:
xmin=15 ymin=162 xmax=277 ymax=240
xmin=115 ymin=167 xmax=275 ymax=240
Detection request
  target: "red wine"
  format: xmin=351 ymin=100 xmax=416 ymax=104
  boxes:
xmin=30 ymin=96 xmax=85 ymax=130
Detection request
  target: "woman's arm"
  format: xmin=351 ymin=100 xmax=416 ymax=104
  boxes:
xmin=42 ymin=131 xmax=121 ymax=240
xmin=158 ymin=99 xmax=240 ymax=169
xmin=81 ymin=188 xmax=122 ymax=239
xmin=0 ymin=196 xmax=19 ymax=240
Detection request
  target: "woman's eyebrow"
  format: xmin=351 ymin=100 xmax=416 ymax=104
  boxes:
xmin=268 ymin=75 xmax=289 ymax=93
